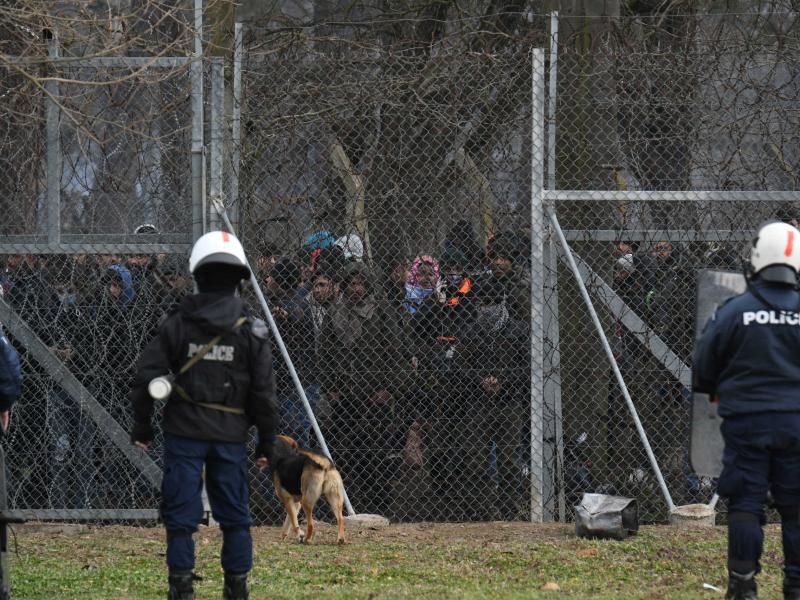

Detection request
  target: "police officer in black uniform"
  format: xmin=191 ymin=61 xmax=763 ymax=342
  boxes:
xmin=130 ymin=231 xmax=278 ymax=600
xmin=694 ymin=221 xmax=800 ymax=600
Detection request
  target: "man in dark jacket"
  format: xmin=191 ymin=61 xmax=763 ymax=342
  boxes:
xmin=694 ymin=221 xmax=800 ymax=600
xmin=319 ymin=262 xmax=407 ymax=516
xmin=130 ymin=231 xmax=278 ymax=600
xmin=405 ymin=249 xmax=479 ymax=520
xmin=4 ymin=255 xmax=48 ymax=317
xmin=157 ymin=256 xmax=193 ymax=317
xmin=3 ymin=255 xmax=48 ymax=505
xmin=40 ymin=262 xmax=96 ymax=509
xmin=605 ymin=252 xmax=650 ymax=479
xmin=481 ymin=232 xmax=530 ymax=323
xmin=90 ymin=265 xmax=138 ymax=506
xmin=264 ymin=257 xmax=316 ymax=448
xmin=127 ymin=251 xmax=168 ymax=351
xmin=457 ymin=277 xmax=530 ymax=521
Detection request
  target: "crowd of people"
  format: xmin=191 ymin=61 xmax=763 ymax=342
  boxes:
xmin=256 ymin=224 xmax=532 ymax=521
xmin=0 ymin=220 xmax=534 ymax=521
xmin=0 ymin=247 xmax=192 ymax=509
xmin=1 ymin=222 xmax=750 ymax=521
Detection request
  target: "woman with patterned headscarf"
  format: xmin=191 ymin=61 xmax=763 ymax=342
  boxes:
xmin=402 ymin=255 xmax=444 ymax=315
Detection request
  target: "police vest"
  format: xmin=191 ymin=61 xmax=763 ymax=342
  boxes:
xmin=173 ymin=319 xmax=252 ymax=414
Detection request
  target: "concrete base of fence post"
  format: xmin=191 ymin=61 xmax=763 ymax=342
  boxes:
xmin=344 ymin=514 xmax=390 ymax=529
xmin=669 ymin=504 xmax=716 ymax=527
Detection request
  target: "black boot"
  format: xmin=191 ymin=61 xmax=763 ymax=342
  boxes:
xmin=167 ymin=570 xmax=195 ymax=600
xmin=726 ymin=571 xmax=757 ymax=600
xmin=223 ymin=572 xmax=249 ymax=600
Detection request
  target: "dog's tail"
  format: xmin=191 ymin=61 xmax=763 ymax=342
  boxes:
xmin=323 ymin=468 xmax=344 ymax=497
xmin=324 ymin=467 xmax=347 ymax=544
xmin=299 ymin=449 xmax=336 ymax=472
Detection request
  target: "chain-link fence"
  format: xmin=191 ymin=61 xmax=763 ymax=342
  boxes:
xmin=2 ymin=5 xmax=800 ymax=525
xmin=546 ymin=10 xmax=800 ymax=522
xmin=234 ymin=21 xmax=542 ymax=524
xmin=0 ymin=2 xmax=199 ymax=519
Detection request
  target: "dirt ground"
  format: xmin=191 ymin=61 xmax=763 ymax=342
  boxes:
xmin=328 ymin=520 xmax=572 ymax=544
xmin=14 ymin=518 xmax=676 ymax=546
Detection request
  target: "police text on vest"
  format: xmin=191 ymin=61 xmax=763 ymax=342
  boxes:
xmin=742 ymin=310 xmax=800 ymax=326
xmin=188 ymin=343 xmax=235 ymax=361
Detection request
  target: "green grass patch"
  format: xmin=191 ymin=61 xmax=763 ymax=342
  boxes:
xmin=8 ymin=522 xmax=785 ymax=599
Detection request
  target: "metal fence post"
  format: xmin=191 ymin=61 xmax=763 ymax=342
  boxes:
xmin=530 ymin=47 xmax=546 ymax=523
xmin=543 ymin=242 xmax=565 ymax=521
xmin=209 ymin=57 xmax=225 ymax=231
xmin=191 ymin=0 xmax=205 ymax=241
xmin=230 ymin=21 xmax=243 ymax=232
xmin=45 ymin=31 xmax=61 ymax=245
xmin=546 ymin=12 xmax=559 ymax=193
xmin=544 ymin=11 xmax=565 ymax=522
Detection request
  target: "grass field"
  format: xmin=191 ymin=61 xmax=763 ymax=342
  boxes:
xmin=9 ymin=521 xmax=786 ymax=599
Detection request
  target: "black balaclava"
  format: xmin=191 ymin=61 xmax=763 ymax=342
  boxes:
xmin=193 ymin=263 xmax=245 ymax=295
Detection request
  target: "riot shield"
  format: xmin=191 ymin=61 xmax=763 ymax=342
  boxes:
xmin=690 ymin=269 xmax=747 ymax=478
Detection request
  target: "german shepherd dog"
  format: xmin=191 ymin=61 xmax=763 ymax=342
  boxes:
xmin=267 ymin=435 xmax=346 ymax=544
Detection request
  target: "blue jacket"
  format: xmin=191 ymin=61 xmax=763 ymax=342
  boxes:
xmin=693 ymin=279 xmax=800 ymax=417
xmin=0 ymin=330 xmax=22 ymax=411
xmin=108 ymin=264 xmax=135 ymax=305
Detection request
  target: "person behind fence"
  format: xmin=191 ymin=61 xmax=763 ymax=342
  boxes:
xmin=456 ymin=277 xmax=530 ymax=521
xmin=443 ymin=220 xmax=484 ymax=275
xmin=264 ymin=257 xmax=316 ymax=448
xmin=480 ymin=232 xmax=530 ymax=322
xmin=402 ymin=255 xmax=445 ymax=316
xmin=158 ymin=256 xmax=193 ymax=315
xmin=306 ymin=266 xmax=341 ymax=421
xmin=129 ymin=231 xmax=278 ymax=600
xmin=308 ymin=268 xmax=341 ymax=345
xmin=693 ymin=221 xmax=800 ymax=600
xmin=409 ymin=248 xmax=477 ymax=520
xmin=89 ymin=264 xmax=138 ymax=506
xmin=438 ymin=249 xmax=475 ymax=314
xmin=319 ymin=261 xmax=407 ymax=516
xmin=384 ymin=258 xmax=411 ymax=314
xmin=127 ymin=224 xmax=169 ymax=347
xmin=3 ymin=255 xmax=51 ymax=505
xmin=300 ymin=243 xmax=345 ymax=303
xmin=640 ymin=240 xmax=698 ymax=500
xmin=605 ymin=251 xmax=648 ymax=491
xmin=42 ymin=259 xmax=96 ymax=509
xmin=4 ymin=254 xmax=48 ymax=314
xmin=300 ymin=230 xmax=338 ymax=299
xmin=335 ymin=233 xmax=365 ymax=263
xmin=404 ymin=249 xmax=474 ymax=434
xmin=255 ymin=240 xmax=281 ymax=279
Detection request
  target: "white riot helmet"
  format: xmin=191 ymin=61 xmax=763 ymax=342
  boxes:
xmin=189 ymin=230 xmax=250 ymax=280
xmin=749 ymin=221 xmax=800 ymax=285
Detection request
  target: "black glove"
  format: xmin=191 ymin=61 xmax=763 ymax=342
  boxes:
xmin=256 ymin=432 xmax=276 ymax=464
xmin=131 ymin=423 xmax=154 ymax=445
xmin=0 ymin=394 xmax=15 ymax=412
